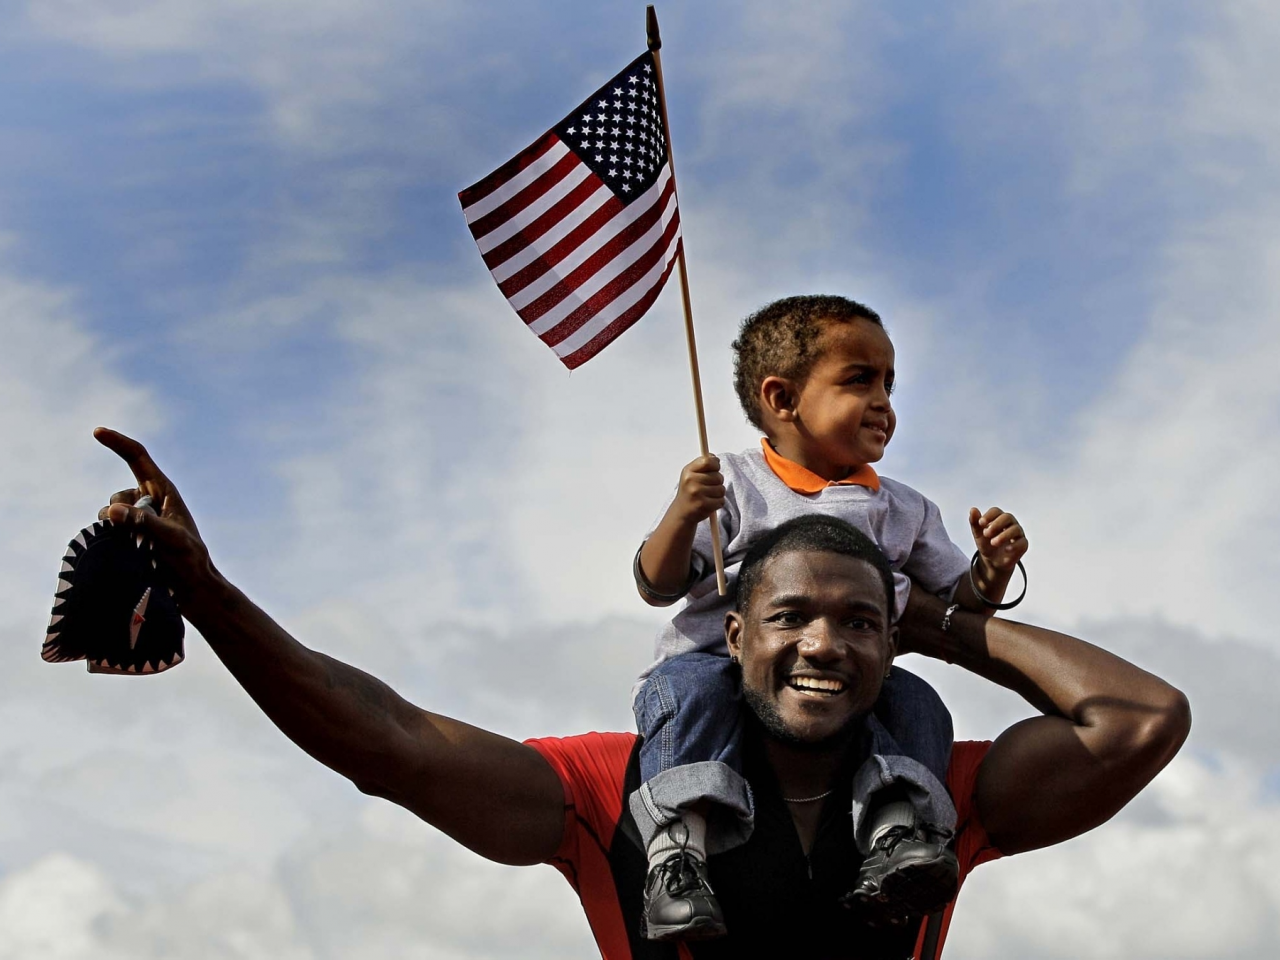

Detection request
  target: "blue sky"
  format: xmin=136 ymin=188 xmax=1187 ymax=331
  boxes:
xmin=3 ymin=1 xmax=1280 ymax=957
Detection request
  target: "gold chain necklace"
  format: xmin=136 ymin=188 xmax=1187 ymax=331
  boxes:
xmin=781 ymin=788 xmax=834 ymax=804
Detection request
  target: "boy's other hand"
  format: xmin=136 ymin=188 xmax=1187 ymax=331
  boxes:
xmin=969 ymin=506 xmax=1028 ymax=573
xmin=673 ymin=455 xmax=726 ymax=526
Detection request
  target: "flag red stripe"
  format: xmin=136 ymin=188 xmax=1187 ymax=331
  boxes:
xmin=559 ymin=242 xmax=682 ymax=369
xmin=458 ymin=132 xmax=560 ymax=210
xmin=466 ymin=150 xmax=582 ymax=242
xmin=483 ymin=176 xmax=617 ymax=278
xmin=539 ymin=210 xmax=681 ymax=347
xmin=515 ymin=177 xmax=678 ymax=325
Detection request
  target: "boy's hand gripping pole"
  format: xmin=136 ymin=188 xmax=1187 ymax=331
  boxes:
xmin=648 ymin=5 xmax=727 ymax=596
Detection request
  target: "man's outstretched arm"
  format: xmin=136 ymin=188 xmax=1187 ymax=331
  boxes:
xmin=898 ymin=588 xmax=1191 ymax=856
xmin=93 ymin=428 xmax=566 ymax=866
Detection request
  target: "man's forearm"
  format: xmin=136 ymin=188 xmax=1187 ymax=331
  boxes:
xmin=901 ymin=586 xmax=1187 ymax=729
xmin=183 ymin=574 xmax=423 ymax=798
xmin=898 ymin=586 xmax=1191 ymax=853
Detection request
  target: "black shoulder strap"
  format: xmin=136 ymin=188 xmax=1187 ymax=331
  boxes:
xmin=918 ymin=912 xmax=945 ymax=960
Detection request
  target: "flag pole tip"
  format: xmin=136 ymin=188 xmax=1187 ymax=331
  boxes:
xmin=646 ymin=5 xmax=661 ymax=51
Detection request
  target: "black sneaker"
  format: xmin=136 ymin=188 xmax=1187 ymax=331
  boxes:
xmin=640 ymin=848 xmax=727 ymax=941
xmin=842 ymin=825 xmax=959 ymax=924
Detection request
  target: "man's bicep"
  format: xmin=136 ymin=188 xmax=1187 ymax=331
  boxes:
xmin=974 ymin=715 xmax=1139 ymax=856
xmin=379 ymin=711 xmax=568 ymax=867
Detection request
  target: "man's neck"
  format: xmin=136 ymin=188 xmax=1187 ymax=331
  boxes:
xmin=756 ymin=722 xmax=870 ymax=854
xmin=763 ymin=735 xmax=857 ymax=799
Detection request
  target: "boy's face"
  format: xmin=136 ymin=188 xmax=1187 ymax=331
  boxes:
xmin=787 ymin=318 xmax=896 ymax=474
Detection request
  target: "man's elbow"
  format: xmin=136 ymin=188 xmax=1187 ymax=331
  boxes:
xmin=1128 ymin=684 xmax=1192 ymax=771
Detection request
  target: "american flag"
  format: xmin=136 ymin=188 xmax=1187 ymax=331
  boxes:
xmin=459 ymin=51 xmax=681 ymax=369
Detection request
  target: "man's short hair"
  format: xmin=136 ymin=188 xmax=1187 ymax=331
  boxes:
xmin=731 ymin=295 xmax=884 ymax=430
xmin=735 ymin=515 xmax=896 ymax=616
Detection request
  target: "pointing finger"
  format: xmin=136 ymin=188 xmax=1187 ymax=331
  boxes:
xmin=94 ymin=427 xmax=169 ymax=488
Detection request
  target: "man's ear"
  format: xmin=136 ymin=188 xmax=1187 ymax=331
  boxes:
xmin=886 ymin=624 xmax=899 ymax=664
xmin=725 ymin=610 xmax=745 ymax=659
xmin=760 ymin=376 xmax=799 ymax=422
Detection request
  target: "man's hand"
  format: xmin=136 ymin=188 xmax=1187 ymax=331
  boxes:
xmin=93 ymin=427 xmax=219 ymax=608
xmin=672 ymin=455 xmax=725 ymax=526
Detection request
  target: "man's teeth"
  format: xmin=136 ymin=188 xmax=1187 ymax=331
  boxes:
xmin=789 ymin=677 xmax=846 ymax=695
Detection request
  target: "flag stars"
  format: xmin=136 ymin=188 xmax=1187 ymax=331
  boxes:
xmin=551 ymin=58 xmax=669 ymax=202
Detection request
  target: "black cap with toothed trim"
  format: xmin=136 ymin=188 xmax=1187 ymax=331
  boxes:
xmin=42 ymin=500 xmax=184 ymax=675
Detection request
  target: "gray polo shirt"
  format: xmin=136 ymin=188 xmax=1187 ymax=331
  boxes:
xmin=638 ymin=444 xmax=968 ymax=691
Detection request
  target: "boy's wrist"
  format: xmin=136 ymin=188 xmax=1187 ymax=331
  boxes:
xmin=633 ymin=543 xmax=699 ymax=603
xmin=966 ymin=552 xmax=1028 ymax=611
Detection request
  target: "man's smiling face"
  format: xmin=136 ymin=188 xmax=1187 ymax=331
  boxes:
xmin=726 ymin=548 xmax=897 ymax=747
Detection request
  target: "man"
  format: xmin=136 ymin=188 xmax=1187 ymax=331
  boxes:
xmin=91 ymin=428 xmax=1190 ymax=958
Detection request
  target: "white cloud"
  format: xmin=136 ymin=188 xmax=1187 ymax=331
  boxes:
xmin=899 ymin=0 xmax=1280 ymax=649
xmin=949 ymin=753 xmax=1280 ymax=959
xmin=0 ymin=258 xmax=156 ymax=625
xmin=12 ymin=2 xmax=1280 ymax=957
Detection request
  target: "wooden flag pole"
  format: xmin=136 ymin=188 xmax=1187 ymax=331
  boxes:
xmin=647 ymin=5 xmax=728 ymax=597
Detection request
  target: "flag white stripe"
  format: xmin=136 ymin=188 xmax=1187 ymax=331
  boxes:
xmin=526 ymin=188 xmax=679 ymax=334
xmin=475 ymin=162 xmax=593 ymax=254
xmin=505 ymin=167 xmax=672 ymax=308
xmin=551 ymin=228 xmax=682 ymax=357
xmin=461 ymin=140 xmax=571 ymax=223
xmin=490 ymin=182 xmax=614 ymax=283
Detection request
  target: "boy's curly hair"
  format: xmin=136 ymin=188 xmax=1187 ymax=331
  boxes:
xmin=731 ymin=295 xmax=884 ymax=430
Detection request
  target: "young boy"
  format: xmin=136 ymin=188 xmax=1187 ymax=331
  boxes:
xmin=631 ymin=295 xmax=1028 ymax=940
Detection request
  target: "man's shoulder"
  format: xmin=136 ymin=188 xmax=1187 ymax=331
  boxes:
xmin=947 ymin=740 xmax=1004 ymax=879
xmin=525 ymin=732 xmax=639 ymax=812
xmin=524 ymin=732 xmax=642 ymax=878
xmin=525 ymin=731 xmax=639 ymax=780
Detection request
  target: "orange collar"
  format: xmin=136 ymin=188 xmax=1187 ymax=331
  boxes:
xmin=760 ymin=439 xmax=880 ymax=494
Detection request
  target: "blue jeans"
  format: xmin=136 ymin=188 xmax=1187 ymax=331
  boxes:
xmin=630 ymin=653 xmax=957 ymax=853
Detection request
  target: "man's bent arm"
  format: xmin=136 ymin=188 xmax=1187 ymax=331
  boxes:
xmin=899 ymin=588 xmax=1191 ymax=856
xmin=94 ymin=429 xmax=566 ymax=867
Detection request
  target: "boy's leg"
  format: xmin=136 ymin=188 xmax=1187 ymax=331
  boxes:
xmin=845 ymin=667 xmax=959 ymax=923
xmin=631 ymin=652 xmax=753 ymax=941
xmin=873 ymin=664 xmax=953 ymax=783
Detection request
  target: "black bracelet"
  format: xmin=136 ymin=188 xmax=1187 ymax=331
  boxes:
xmin=633 ymin=543 xmax=700 ymax=604
xmin=968 ymin=551 xmax=1027 ymax=610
